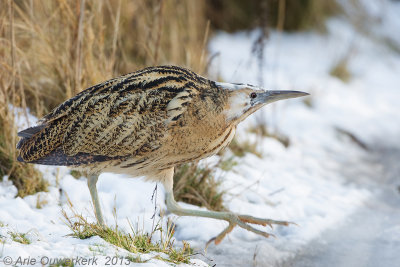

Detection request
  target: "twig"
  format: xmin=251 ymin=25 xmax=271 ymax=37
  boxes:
xmin=268 ymin=187 xmax=285 ymax=196
xmin=252 ymin=244 xmax=260 ymax=267
xmin=277 ymin=0 xmax=286 ymax=32
xmin=149 ymin=183 xmax=158 ymax=241
xmin=110 ymin=0 xmax=121 ymax=71
xmin=153 ymin=0 xmax=164 ymax=64
xmin=74 ymin=0 xmax=85 ymax=96
xmin=199 ymin=20 xmax=210 ymax=73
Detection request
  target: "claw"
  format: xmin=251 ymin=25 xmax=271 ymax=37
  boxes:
xmin=235 ymin=218 xmax=273 ymax=238
xmin=205 ymin=237 xmax=216 ymax=252
xmin=205 ymin=213 xmax=293 ymax=246
xmin=205 ymin=223 xmax=235 ymax=251
xmin=237 ymin=214 xmax=291 ymax=227
xmin=290 ymin=221 xmax=299 ymax=227
xmin=215 ymin=223 xmax=235 ymax=244
xmin=206 ymin=213 xmax=288 ymax=247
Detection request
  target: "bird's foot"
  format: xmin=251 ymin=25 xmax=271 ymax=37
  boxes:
xmin=164 ymin=189 xmax=293 ymax=247
xmin=206 ymin=213 xmax=293 ymax=248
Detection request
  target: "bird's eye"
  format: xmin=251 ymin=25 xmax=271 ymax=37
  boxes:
xmin=250 ymin=92 xmax=257 ymax=99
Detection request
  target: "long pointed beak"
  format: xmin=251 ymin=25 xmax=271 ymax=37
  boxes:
xmin=260 ymin=90 xmax=309 ymax=104
xmin=215 ymin=82 xmax=309 ymax=104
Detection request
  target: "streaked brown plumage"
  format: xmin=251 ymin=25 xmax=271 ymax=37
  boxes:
xmin=17 ymin=65 xmax=308 ymax=245
xmin=18 ymin=66 xmax=229 ymax=173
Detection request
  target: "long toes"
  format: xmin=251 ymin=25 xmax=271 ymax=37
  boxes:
xmin=206 ymin=214 xmax=284 ymax=247
xmin=206 ymin=213 xmax=293 ymax=247
xmin=235 ymin=219 xmax=274 ymax=239
xmin=214 ymin=224 xmax=235 ymax=245
xmin=206 ymin=223 xmax=235 ymax=249
xmin=238 ymin=215 xmax=292 ymax=227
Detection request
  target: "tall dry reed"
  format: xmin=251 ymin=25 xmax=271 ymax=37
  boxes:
xmin=0 ymin=0 xmax=209 ymax=197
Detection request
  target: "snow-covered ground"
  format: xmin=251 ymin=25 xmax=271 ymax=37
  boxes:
xmin=1 ymin=1 xmax=400 ymax=266
xmin=204 ymin=0 xmax=400 ymax=265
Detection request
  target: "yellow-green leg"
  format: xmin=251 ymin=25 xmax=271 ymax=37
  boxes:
xmin=87 ymin=174 xmax=105 ymax=226
xmin=160 ymin=168 xmax=291 ymax=246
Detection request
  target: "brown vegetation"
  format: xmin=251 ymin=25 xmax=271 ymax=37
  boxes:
xmin=0 ymin=0 xmax=338 ymax=200
xmin=173 ymin=162 xmax=226 ymax=211
xmin=0 ymin=0 xmax=208 ymax=197
xmin=63 ymin=200 xmax=192 ymax=264
xmin=206 ymin=0 xmax=340 ymax=32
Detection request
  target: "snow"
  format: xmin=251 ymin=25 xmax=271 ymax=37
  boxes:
xmin=2 ymin=1 xmax=400 ymax=266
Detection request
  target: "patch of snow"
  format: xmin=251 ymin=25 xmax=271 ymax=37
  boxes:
xmin=203 ymin=1 xmax=399 ymax=264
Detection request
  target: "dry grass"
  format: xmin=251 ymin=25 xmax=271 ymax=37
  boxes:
xmin=35 ymin=193 xmax=48 ymax=209
xmin=9 ymin=230 xmax=31 ymax=244
xmin=330 ymin=58 xmax=351 ymax=82
xmin=228 ymin=138 xmax=263 ymax=158
xmin=335 ymin=127 xmax=368 ymax=150
xmin=247 ymin=127 xmax=290 ymax=149
xmin=62 ymin=200 xmax=192 ymax=264
xmin=173 ymin=161 xmax=226 ymax=211
xmin=206 ymin=0 xmax=340 ymax=32
xmin=0 ymin=113 xmax=48 ymax=197
xmin=302 ymin=96 xmax=314 ymax=108
xmin=1 ymin=0 xmax=209 ymax=117
xmin=0 ymin=1 xmax=48 ymax=197
xmin=0 ymin=0 xmax=209 ymax=197
xmin=69 ymin=170 xmax=83 ymax=179
xmin=0 ymin=0 xmax=338 ymax=203
xmin=49 ymin=261 xmax=75 ymax=267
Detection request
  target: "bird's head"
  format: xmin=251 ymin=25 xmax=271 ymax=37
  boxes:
xmin=216 ymin=82 xmax=309 ymax=124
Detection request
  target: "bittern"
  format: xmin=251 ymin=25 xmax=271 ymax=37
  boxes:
xmin=17 ymin=65 xmax=308 ymax=244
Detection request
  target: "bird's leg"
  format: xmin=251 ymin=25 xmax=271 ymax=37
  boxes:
xmin=160 ymin=168 xmax=291 ymax=245
xmin=87 ymin=174 xmax=105 ymax=226
xmin=165 ymin=192 xmax=290 ymax=244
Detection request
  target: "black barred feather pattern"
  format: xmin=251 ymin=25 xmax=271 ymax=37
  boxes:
xmin=17 ymin=65 xmax=227 ymax=168
xmin=16 ymin=65 xmax=306 ymax=243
